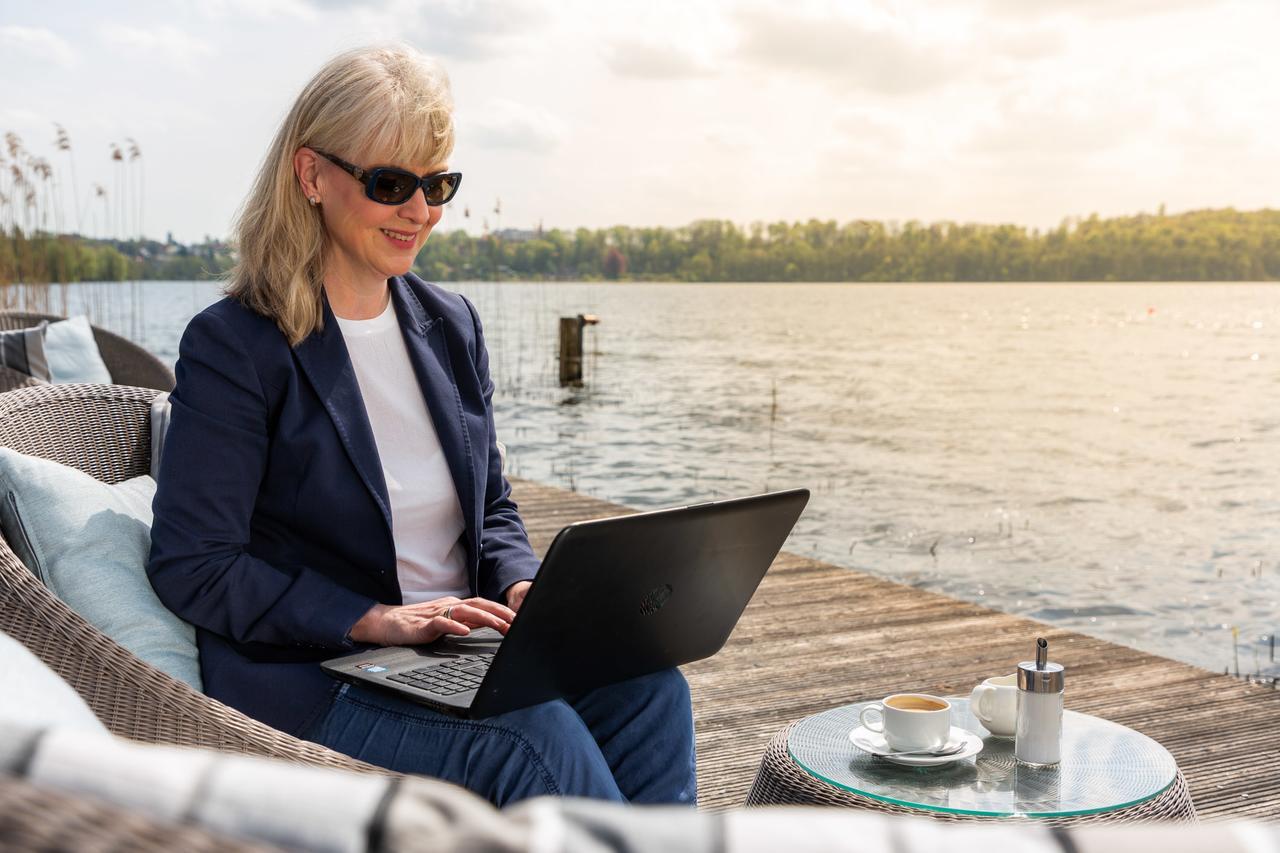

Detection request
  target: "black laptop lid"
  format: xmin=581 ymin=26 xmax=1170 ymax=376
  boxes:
xmin=470 ymin=488 xmax=808 ymax=717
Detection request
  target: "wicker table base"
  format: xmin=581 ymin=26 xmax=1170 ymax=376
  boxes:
xmin=745 ymin=721 xmax=1198 ymax=825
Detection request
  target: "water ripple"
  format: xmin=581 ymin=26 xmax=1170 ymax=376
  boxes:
xmin=50 ymin=279 xmax=1280 ymax=680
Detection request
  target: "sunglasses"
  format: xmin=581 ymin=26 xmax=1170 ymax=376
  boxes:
xmin=311 ymin=148 xmax=462 ymax=206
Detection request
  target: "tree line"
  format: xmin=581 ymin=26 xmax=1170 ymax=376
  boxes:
xmin=414 ymin=208 xmax=1280 ymax=282
xmin=3 ymin=207 xmax=1280 ymax=286
xmin=0 ymin=231 xmax=234 ymax=286
xmin=0 ymin=231 xmax=132 ymax=285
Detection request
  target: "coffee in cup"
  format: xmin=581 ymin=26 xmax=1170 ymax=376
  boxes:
xmin=859 ymin=693 xmax=952 ymax=751
xmin=969 ymin=674 xmax=1018 ymax=738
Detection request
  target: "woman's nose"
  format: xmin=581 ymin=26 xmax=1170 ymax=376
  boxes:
xmin=398 ymin=187 xmax=431 ymax=223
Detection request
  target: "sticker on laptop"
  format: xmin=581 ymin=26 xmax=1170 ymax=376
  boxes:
xmin=354 ymin=663 xmax=388 ymax=673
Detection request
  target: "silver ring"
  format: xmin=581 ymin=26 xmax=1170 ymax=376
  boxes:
xmin=444 ymin=606 xmax=454 ymax=620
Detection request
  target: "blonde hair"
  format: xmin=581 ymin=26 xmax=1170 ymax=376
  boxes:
xmin=227 ymin=44 xmax=455 ymax=346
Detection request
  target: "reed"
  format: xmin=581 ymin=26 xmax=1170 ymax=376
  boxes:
xmin=0 ymin=126 xmax=143 ymax=329
xmin=54 ymin=124 xmax=80 ymax=234
xmin=1232 ymin=626 xmax=1240 ymax=678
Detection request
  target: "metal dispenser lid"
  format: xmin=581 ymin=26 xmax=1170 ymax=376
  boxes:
xmin=1017 ymin=637 xmax=1065 ymax=693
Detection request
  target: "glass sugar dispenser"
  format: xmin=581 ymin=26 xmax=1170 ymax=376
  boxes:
xmin=1015 ymin=637 xmax=1065 ymax=767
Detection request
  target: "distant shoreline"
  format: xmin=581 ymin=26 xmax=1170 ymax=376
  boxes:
xmin=4 ymin=207 xmax=1279 ymax=285
xmin=10 ymin=278 xmax=1278 ymax=289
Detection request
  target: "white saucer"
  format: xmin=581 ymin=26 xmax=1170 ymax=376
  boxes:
xmin=848 ymin=725 xmax=984 ymax=767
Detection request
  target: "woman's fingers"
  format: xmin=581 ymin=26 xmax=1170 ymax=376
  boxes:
xmin=376 ymin=597 xmax=515 ymax=644
xmin=395 ymin=597 xmax=513 ymax=623
xmin=448 ymin=603 xmax=511 ymax=635
xmin=430 ymin=615 xmax=471 ymax=638
xmin=464 ymin=597 xmax=516 ymax=623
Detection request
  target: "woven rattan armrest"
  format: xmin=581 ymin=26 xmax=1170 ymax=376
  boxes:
xmin=0 ymin=364 xmax=45 ymax=393
xmin=0 ymin=774 xmax=284 ymax=853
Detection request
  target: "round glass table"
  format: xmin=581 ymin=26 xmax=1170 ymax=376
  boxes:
xmin=745 ymin=698 xmax=1197 ymax=824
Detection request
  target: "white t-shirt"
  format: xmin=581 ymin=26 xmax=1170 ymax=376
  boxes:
xmin=334 ymin=298 xmax=470 ymax=604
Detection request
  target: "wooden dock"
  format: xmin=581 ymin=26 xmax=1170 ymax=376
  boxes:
xmin=510 ymin=477 xmax=1280 ymax=818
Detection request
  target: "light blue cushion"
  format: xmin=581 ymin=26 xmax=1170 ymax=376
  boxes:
xmin=0 ymin=448 xmax=202 ymax=690
xmin=44 ymin=315 xmax=112 ymax=384
xmin=0 ymin=630 xmax=107 ymax=734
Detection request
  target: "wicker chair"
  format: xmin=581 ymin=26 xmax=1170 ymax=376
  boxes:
xmin=0 ymin=311 xmax=176 ymax=392
xmin=0 ymin=775 xmax=282 ymax=852
xmin=0 ymin=382 xmax=383 ymax=773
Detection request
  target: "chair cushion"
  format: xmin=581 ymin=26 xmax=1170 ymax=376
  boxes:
xmin=0 ymin=630 xmax=107 ymax=735
xmin=0 ymin=322 xmax=52 ymax=382
xmin=0 ymin=448 xmax=202 ymax=690
xmin=44 ymin=315 xmax=113 ymax=383
xmin=0 ymin=316 xmax=112 ymax=385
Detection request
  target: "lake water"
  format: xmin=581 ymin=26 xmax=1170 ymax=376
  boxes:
xmin=30 ymin=280 xmax=1280 ymax=678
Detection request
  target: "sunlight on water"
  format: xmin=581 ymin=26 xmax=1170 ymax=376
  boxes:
xmin=47 ymin=279 xmax=1280 ymax=679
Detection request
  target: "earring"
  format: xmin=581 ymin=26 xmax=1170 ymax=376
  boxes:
xmin=309 ymin=196 xmax=319 ymax=206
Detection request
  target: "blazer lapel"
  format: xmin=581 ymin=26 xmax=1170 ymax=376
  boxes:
xmin=293 ymin=297 xmax=393 ymax=536
xmin=390 ymin=279 xmax=480 ymax=586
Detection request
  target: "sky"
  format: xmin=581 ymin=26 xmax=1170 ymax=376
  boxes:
xmin=1 ymin=0 xmax=1278 ymax=244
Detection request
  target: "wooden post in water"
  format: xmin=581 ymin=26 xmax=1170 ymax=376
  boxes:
xmin=559 ymin=314 xmax=599 ymax=386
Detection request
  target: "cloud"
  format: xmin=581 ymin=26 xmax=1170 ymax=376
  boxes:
xmin=0 ymin=108 xmax=50 ymax=132
xmin=464 ymin=99 xmax=566 ymax=154
xmin=982 ymin=26 xmax=1067 ymax=62
xmin=101 ymin=24 xmax=216 ymax=71
xmin=964 ymin=107 xmax=1140 ymax=162
xmin=983 ymin=0 xmax=1226 ymax=18
xmin=817 ymin=110 xmax=921 ymax=182
xmin=704 ymin=127 xmax=750 ymax=154
xmin=731 ymin=5 xmax=959 ymax=95
xmin=833 ymin=111 xmax=908 ymax=150
xmin=604 ymin=40 xmax=715 ymax=80
xmin=295 ymin=0 xmax=361 ymax=9
xmin=398 ymin=0 xmax=547 ymax=62
xmin=0 ymin=25 xmax=76 ymax=69
xmin=184 ymin=0 xmax=317 ymax=19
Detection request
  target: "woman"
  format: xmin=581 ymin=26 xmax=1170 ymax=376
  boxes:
xmin=147 ymin=44 xmax=696 ymax=807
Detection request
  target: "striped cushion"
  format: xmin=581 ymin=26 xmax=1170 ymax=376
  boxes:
xmin=0 ymin=322 xmax=51 ymax=383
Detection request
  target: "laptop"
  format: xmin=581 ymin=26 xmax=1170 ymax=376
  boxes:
xmin=322 ymin=488 xmax=809 ymax=718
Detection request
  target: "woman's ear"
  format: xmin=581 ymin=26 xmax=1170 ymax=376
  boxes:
xmin=294 ymin=147 xmax=322 ymax=204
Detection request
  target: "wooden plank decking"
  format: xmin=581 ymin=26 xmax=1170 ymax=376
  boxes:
xmin=510 ymin=477 xmax=1280 ymax=819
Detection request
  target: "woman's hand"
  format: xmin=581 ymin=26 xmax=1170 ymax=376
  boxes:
xmin=348 ymin=596 xmax=516 ymax=647
xmin=505 ymin=581 xmax=533 ymax=612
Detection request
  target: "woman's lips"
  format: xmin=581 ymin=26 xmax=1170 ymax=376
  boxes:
xmin=381 ymin=228 xmax=417 ymax=247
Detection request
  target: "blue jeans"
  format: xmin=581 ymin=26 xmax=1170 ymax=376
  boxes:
xmin=300 ymin=668 xmax=697 ymax=807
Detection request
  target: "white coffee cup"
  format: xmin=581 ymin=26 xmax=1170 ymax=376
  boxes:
xmin=858 ymin=694 xmax=951 ymax=752
xmin=970 ymin=674 xmax=1018 ymax=738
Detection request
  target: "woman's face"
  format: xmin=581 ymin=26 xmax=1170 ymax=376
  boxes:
xmin=302 ymin=149 xmax=448 ymax=287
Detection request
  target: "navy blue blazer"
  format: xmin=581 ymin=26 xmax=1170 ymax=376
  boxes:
xmin=147 ymin=274 xmax=540 ymax=735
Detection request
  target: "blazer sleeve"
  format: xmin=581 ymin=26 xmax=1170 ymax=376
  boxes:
xmin=147 ymin=309 xmax=376 ymax=649
xmin=463 ymin=296 xmax=541 ymax=601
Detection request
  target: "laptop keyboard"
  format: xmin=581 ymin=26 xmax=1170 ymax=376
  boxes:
xmin=387 ymin=656 xmax=492 ymax=696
